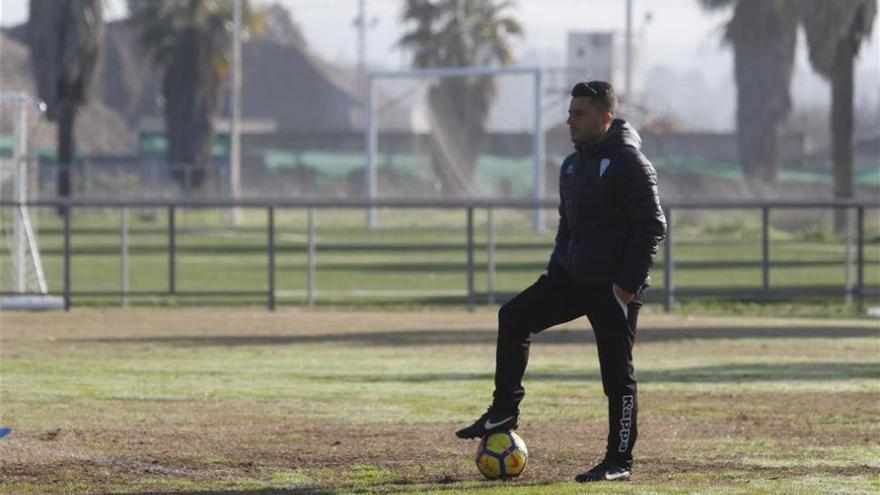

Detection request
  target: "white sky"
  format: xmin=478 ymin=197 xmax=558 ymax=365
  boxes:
xmin=2 ymin=0 xmax=876 ymax=71
xmin=2 ymin=0 xmax=878 ymax=131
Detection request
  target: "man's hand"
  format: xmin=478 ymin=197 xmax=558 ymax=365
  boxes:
xmin=613 ymin=284 xmax=634 ymax=304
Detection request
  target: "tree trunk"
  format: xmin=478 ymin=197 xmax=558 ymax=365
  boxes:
xmin=426 ymin=77 xmax=490 ymax=196
xmin=831 ymin=33 xmax=855 ymax=232
xmin=164 ymin=26 xmax=214 ymax=193
xmin=427 ymin=85 xmax=480 ymax=196
xmin=736 ymin=93 xmax=782 ymax=187
xmin=730 ymin=0 xmax=796 ymax=189
xmin=57 ymin=101 xmax=76 ymax=213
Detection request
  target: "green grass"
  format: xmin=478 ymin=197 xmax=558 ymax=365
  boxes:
xmin=1 ymin=309 xmax=878 ymax=493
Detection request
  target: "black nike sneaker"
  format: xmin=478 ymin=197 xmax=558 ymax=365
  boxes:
xmin=574 ymin=458 xmax=631 ymax=482
xmin=454 ymin=407 xmax=519 ymax=439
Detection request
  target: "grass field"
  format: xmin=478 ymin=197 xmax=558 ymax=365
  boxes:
xmin=1 ymin=308 xmax=878 ymax=494
xmin=3 ymin=207 xmax=879 ymax=311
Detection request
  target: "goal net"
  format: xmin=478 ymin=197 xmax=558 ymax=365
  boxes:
xmin=0 ymin=93 xmax=63 ymax=310
xmin=363 ymin=66 xmax=547 ymax=227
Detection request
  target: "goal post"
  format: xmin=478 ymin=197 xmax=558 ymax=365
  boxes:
xmin=364 ymin=66 xmax=545 ymax=230
xmin=0 ymin=91 xmax=63 ymax=310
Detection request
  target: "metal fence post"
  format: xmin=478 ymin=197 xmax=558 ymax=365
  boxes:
xmin=762 ymin=206 xmax=770 ymax=292
xmin=467 ymin=206 xmax=475 ymax=311
xmin=120 ymin=207 xmax=128 ymax=308
xmin=856 ymin=206 xmax=864 ymax=315
xmin=168 ymin=206 xmax=176 ymax=294
xmin=307 ymin=208 xmax=316 ymax=306
xmin=663 ymin=206 xmax=673 ymax=311
xmin=844 ymin=207 xmax=853 ymax=306
xmin=63 ymin=205 xmax=71 ymax=311
xmin=532 ymin=69 xmax=545 ymax=232
xmin=267 ymin=206 xmax=275 ymax=311
xmin=365 ymin=75 xmax=378 ymax=229
xmin=487 ymin=207 xmax=495 ymax=305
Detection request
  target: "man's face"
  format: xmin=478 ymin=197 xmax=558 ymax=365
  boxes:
xmin=567 ymin=97 xmax=611 ymax=146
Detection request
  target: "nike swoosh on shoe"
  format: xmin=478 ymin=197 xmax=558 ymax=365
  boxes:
xmin=483 ymin=416 xmax=514 ymax=430
xmin=604 ymin=470 xmax=630 ymax=481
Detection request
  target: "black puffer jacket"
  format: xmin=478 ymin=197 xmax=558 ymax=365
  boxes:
xmin=547 ymin=119 xmax=666 ymax=294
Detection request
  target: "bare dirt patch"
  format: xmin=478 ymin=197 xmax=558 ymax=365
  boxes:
xmin=2 ymin=391 xmax=877 ymax=493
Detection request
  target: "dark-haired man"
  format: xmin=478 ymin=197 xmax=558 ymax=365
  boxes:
xmin=455 ymin=81 xmax=666 ymax=482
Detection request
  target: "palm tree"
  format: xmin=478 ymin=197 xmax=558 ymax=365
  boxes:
xmin=799 ymin=0 xmax=877 ymax=230
xmin=698 ymin=0 xmax=799 ymax=186
xmin=127 ymin=0 xmax=264 ymax=191
xmin=399 ymin=0 xmax=522 ymax=195
xmin=27 ymin=0 xmax=103 ymax=203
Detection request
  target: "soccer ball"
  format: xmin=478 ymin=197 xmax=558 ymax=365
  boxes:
xmin=474 ymin=431 xmax=528 ymax=479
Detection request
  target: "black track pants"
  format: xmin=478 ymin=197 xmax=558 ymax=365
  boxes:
xmin=492 ymin=271 xmax=641 ymax=465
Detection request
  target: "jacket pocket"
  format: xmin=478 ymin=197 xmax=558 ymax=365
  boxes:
xmin=570 ymin=240 xmax=616 ymax=283
xmin=611 ymin=284 xmax=629 ymax=319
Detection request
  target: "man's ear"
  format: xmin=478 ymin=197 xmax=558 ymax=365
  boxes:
xmin=602 ymin=111 xmax=614 ymax=127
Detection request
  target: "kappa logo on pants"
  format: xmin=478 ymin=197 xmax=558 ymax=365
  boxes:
xmin=618 ymin=395 xmax=634 ymax=452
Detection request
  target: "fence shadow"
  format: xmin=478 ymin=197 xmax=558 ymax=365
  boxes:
xmin=232 ymin=361 xmax=877 ymax=384
xmin=73 ymin=324 xmax=880 ymax=348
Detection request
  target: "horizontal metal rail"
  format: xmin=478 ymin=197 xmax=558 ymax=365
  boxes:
xmin=2 ymin=198 xmax=876 ymax=312
xmin=2 ymin=197 xmax=878 ymax=209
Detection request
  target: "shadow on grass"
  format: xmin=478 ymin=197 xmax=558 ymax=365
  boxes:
xmin=642 ymin=362 xmax=880 ymax=382
xmin=72 ymin=325 xmax=880 ymax=348
xmin=247 ymin=362 xmax=878 ymax=384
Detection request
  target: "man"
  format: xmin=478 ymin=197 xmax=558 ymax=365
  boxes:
xmin=455 ymin=81 xmax=666 ymax=482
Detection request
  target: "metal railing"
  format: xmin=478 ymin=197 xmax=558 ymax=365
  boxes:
xmin=1 ymin=197 xmax=877 ymax=313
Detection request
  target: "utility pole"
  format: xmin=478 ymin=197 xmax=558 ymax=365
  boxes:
xmin=230 ymin=0 xmax=243 ymax=224
xmin=625 ymin=0 xmax=633 ymax=104
xmin=356 ymin=0 xmax=366 ymax=100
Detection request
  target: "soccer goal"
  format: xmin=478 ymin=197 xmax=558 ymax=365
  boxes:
xmin=0 ymin=92 xmax=63 ymax=310
xmin=363 ymin=66 xmax=546 ymax=229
